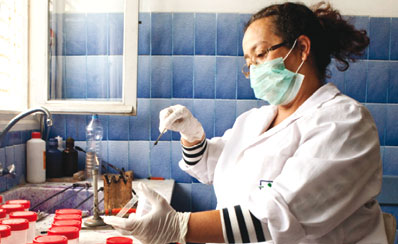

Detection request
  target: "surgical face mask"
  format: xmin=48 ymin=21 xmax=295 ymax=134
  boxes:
xmin=249 ymin=40 xmax=305 ymax=105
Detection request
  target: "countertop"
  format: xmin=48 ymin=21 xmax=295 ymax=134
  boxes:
xmin=35 ymin=179 xmax=175 ymax=244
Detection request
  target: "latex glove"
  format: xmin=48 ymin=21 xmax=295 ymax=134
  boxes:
xmin=159 ymin=104 xmax=204 ymax=143
xmin=103 ymin=183 xmax=191 ymax=244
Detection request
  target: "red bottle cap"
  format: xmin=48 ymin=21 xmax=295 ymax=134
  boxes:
xmin=0 ymin=224 xmax=11 ymax=238
xmin=48 ymin=226 xmax=79 ymax=240
xmin=52 ymin=220 xmax=82 ymax=229
xmin=0 ymin=208 xmax=6 ymax=218
xmin=32 ymin=132 xmax=42 ymax=139
xmin=6 ymin=199 xmax=30 ymax=209
xmin=106 ymin=236 xmax=133 ymax=244
xmin=9 ymin=211 xmax=38 ymax=222
xmin=0 ymin=195 xmax=2 ymax=203
xmin=33 ymin=235 xmax=68 ymax=244
xmin=0 ymin=204 xmax=25 ymax=214
xmin=0 ymin=218 xmax=29 ymax=230
xmin=53 ymin=214 xmax=81 ymax=221
xmin=55 ymin=209 xmax=82 ymax=216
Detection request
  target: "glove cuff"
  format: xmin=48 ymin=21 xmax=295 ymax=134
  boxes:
xmin=177 ymin=212 xmax=191 ymax=244
xmin=180 ymin=124 xmax=205 ymax=143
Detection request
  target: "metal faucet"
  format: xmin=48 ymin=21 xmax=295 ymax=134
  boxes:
xmin=0 ymin=163 xmax=16 ymax=177
xmin=0 ymin=107 xmax=53 ymax=144
xmin=0 ymin=107 xmax=52 ymax=177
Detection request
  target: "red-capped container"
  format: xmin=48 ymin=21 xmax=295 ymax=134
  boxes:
xmin=55 ymin=209 xmax=82 ymax=217
xmin=0 ymin=218 xmax=29 ymax=243
xmin=0 ymin=195 xmax=3 ymax=204
xmin=53 ymin=214 xmax=81 ymax=221
xmin=6 ymin=200 xmax=30 ymax=210
xmin=33 ymin=235 xmax=68 ymax=244
xmin=106 ymin=236 xmax=133 ymax=244
xmin=52 ymin=220 xmax=82 ymax=230
xmin=9 ymin=211 xmax=37 ymax=242
xmin=0 ymin=208 xmax=6 ymax=220
xmin=0 ymin=224 xmax=12 ymax=243
xmin=0 ymin=204 xmax=24 ymax=217
xmin=48 ymin=226 xmax=79 ymax=244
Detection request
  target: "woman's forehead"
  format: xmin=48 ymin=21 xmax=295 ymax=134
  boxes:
xmin=242 ymin=18 xmax=281 ymax=53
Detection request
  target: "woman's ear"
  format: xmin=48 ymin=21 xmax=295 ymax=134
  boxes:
xmin=297 ymin=35 xmax=311 ymax=61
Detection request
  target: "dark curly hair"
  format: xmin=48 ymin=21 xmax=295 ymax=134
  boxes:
xmin=244 ymin=2 xmax=370 ymax=81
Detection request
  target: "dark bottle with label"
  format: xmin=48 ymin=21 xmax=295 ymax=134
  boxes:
xmin=46 ymin=138 xmax=63 ymax=178
xmin=63 ymin=137 xmax=78 ymax=176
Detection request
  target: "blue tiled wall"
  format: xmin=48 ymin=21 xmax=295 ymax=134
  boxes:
xmin=2 ymin=14 xmax=398 ymax=223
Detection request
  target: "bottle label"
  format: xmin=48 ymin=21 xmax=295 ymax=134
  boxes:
xmin=43 ymin=151 xmax=46 ymax=169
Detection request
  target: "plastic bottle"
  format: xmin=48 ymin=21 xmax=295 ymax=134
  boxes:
xmin=33 ymin=235 xmax=68 ymax=244
xmin=0 ymin=209 xmax=6 ymax=220
xmin=27 ymin=132 xmax=46 ymax=183
xmin=0 ymin=204 xmax=25 ymax=218
xmin=55 ymin=209 xmax=82 ymax=217
xmin=5 ymin=200 xmax=31 ymax=210
xmin=9 ymin=211 xmax=37 ymax=242
xmin=106 ymin=237 xmax=133 ymax=244
xmin=0 ymin=224 xmax=12 ymax=244
xmin=85 ymin=114 xmax=103 ymax=180
xmin=0 ymin=218 xmax=29 ymax=243
xmin=55 ymin=136 xmax=64 ymax=151
xmin=46 ymin=138 xmax=63 ymax=179
xmin=62 ymin=138 xmax=78 ymax=177
xmin=48 ymin=226 xmax=79 ymax=244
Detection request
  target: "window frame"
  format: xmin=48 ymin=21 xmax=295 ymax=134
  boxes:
xmin=28 ymin=0 xmax=138 ymax=115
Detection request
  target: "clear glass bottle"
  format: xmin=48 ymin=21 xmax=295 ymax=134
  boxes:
xmin=85 ymin=114 xmax=103 ymax=180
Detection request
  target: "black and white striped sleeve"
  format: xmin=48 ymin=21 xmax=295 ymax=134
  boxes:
xmin=181 ymin=139 xmax=207 ymax=165
xmin=220 ymin=205 xmax=271 ymax=243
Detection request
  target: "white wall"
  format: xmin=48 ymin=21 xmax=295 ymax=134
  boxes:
xmin=139 ymin=0 xmax=398 ymax=17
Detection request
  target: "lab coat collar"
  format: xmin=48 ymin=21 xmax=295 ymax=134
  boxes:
xmin=249 ymin=82 xmax=341 ymax=145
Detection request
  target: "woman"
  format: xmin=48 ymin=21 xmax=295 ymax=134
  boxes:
xmin=105 ymin=2 xmax=388 ymax=243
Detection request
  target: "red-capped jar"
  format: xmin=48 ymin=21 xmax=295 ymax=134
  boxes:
xmin=0 ymin=204 xmax=25 ymax=217
xmin=0 ymin=218 xmax=29 ymax=243
xmin=6 ymin=200 xmax=30 ymax=210
xmin=48 ymin=226 xmax=79 ymax=244
xmin=9 ymin=211 xmax=37 ymax=242
xmin=106 ymin=236 xmax=133 ymax=244
xmin=33 ymin=235 xmax=68 ymax=244
xmin=0 ymin=195 xmax=3 ymax=204
xmin=55 ymin=209 xmax=82 ymax=217
xmin=53 ymin=214 xmax=81 ymax=221
xmin=52 ymin=220 xmax=82 ymax=230
xmin=0 ymin=224 xmax=11 ymax=243
xmin=0 ymin=208 xmax=6 ymax=220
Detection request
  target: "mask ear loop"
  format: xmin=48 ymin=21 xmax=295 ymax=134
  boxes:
xmin=282 ymin=39 xmax=298 ymax=61
xmin=295 ymin=59 xmax=305 ymax=73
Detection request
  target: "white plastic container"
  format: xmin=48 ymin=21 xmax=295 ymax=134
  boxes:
xmin=9 ymin=211 xmax=37 ymax=242
xmin=106 ymin=236 xmax=133 ymax=244
xmin=0 ymin=218 xmax=29 ymax=243
xmin=48 ymin=226 xmax=79 ymax=244
xmin=0 ymin=224 xmax=12 ymax=244
xmin=6 ymin=200 xmax=30 ymax=211
xmin=33 ymin=235 xmax=68 ymax=244
xmin=0 ymin=204 xmax=25 ymax=218
xmin=27 ymin=132 xmax=46 ymax=183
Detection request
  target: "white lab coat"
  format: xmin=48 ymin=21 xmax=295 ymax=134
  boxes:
xmin=180 ymin=83 xmax=388 ymax=243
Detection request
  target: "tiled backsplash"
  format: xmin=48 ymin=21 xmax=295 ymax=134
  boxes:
xmin=1 ymin=12 xmax=398 ymax=215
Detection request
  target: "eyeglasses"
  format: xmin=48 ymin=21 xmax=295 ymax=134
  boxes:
xmin=241 ymin=42 xmax=286 ymax=79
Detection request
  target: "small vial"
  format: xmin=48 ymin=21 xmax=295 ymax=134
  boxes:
xmin=0 ymin=218 xmax=29 ymax=243
xmin=52 ymin=220 xmax=82 ymax=230
xmin=6 ymin=200 xmax=30 ymax=211
xmin=55 ymin=209 xmax=82 ymax=217
xmin=0 ymin=204 xmax=25 ymax=218
xmin=48 ymin=226 xmax=80 ymax=244
xmin=53 ymin=214 xmax=82 ymax=223
xmin=0 ymin=224 xmax=12 ymax=244
xmin=9 ymin=211 xmax=38 ymax=243
xmin=33 ymin=235 xmax=68 ymax=244
xmin=0 ymin=209 xmax=6 ymax=220
xmin=106 ymin=236 xmax=133 ymax=244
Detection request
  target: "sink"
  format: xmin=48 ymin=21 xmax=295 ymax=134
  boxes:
xmin=1 ymin=179 xmax=175 ymax=243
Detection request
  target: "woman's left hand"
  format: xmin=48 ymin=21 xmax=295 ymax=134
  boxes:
xmin=103 ymin=183 xmax=191 ymax=244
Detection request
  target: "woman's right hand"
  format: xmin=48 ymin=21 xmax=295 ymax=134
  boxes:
xmin=159 ymin=105 xmax=204 ymax=144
